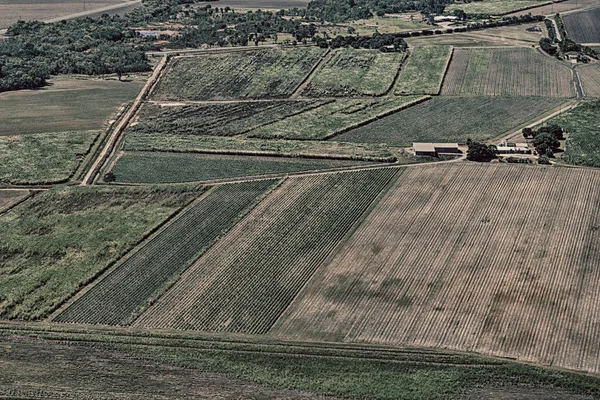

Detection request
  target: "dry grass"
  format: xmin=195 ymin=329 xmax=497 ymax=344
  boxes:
xmin=579 ymin=63 xmax=600 ymax=97
xmin=0 ymin=190 xmax=30 ymax=212
xmin=272 ymin=163 xmax=600 ymax=374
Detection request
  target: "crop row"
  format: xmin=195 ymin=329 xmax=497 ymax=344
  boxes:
xmin=562 ymin=8 xmax=600 ymax=44
xmin=54 ymin=179 xmax=278 ymax=326
xmin=579 ymin=63 xmax=600 ymax=98
xmin=394 ymin=45 xmax=452 ymax=95
xmin=134 ymin=168 xmax=400 ymax=334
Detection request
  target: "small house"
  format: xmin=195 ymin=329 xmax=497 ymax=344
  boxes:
xmin=496 ymin=142 xmax=531 ymax=154
xmin=413 ymin=143 xmax=460 ymax=157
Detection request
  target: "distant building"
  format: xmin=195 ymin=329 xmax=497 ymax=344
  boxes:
xmin=525 ymin=26 xmax=542 ymax=32
xmin=433 ymin=15 xmax=459 ymax=23
xmin=413 ymin=143 xmax=460 ymax=157
xmin=495 ymin=142 xmax=531 ymax=154
xmin=565 ymin=51 xmax=580 ymax=61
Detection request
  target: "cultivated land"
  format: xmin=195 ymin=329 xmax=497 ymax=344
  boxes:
xmin=0 ymin=76 xmax=144 ymax=135
xmin=135 ymin=169 xmax=399 ymax=333
xmin=0 ymin=185 xmax=201 ymax=320
xmin=300 ymin=49 xmax=405 ymax=97
xmin=550 ymin=101 xmax=600 ymax=167
xmin=0 ymin=131 xmax=98 ymax=185
xmin=562 ymin=8 xmax=600 ymax=43
xmin=55 ymin=180 xmax=278 ymax=325
xmin=247 ymin=96 xmax=427 ymax=140
xmin=441 ymin=47 xmax=575 ymax=97
xmin=445 ymin=0 xmax=552 ymax=15
xmin=0 ymin=190 xmax=30 ymax=212
xmin=130 ymin=100 xmax=328 ymax=137
xmin=272 ymin=164 xmax=600 ymax=374
xmin=393 ymin=46 xmax=452 ymax=95
xmin=110 ymin=152 xmax=370 ymax=183
xmin=579 ymin=63 xmax=600 ymax=97
xmin=151 ymin=48 xmax=325 ymax=101
xmin=508 ymin=0 xmax=600 ymax=16
xmin=336 ymin=96 xmax=566 ymax=145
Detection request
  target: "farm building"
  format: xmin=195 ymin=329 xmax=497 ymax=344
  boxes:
xmin=496 ymin=142 xmax=531 ymax=154
xmin=413 ymin=143 xmax=460 ymax=156
xmin=434 ymin=15 xmax=459 ymax=23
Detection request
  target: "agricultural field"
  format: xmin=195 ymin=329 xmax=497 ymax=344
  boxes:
xmin=55 ymin=180 xmax=278 ymax=325
xmin=272 ymin=164 xmax=600 ymax=374
xmin=394 ymin=46 xmax=452 ymax=95
xmin=247 ymin=96 xmax=427 ymax=140
xmin=123 ymin=134 xmax=399 ymax=162
xmin=0 ymin=76 xmax=144 ymax=136
xmin=151 ymin=48 xmax=325 ymax=101
xmin=579 ymin=63 xmax=600 ymax=97
xmin=0 ymin=185 xmax=201 ymax=320
xmin=508 ymin=0 xmax=600 ymax=16
xmin=0 ymin=131 xmax=98 ymax=185
xmin=194 ymin=0 xmax=310 ymax=10
xmin=336 ymin=96 xmax=566 ymax=145
xmin=134 ymin=169 xmax=399 ymax=333
xmin=0 ymin=190 xmax=30 ymax=212
xmin=130 ymin=100 xmax=328 ymax=137
xmin=441 ymin=47 xmax=575 ymax=97
xmin=562 ymin=8 xmax=600 ymax=43
xmin=300 ymin=49 xmax=405 ymax=97
xmin=0 ymin=0 xmax=130 ymax=29
xmin=109 ymin=152 xmax=369 ymax=183
xmin=550 ymin=100 xmax=600 ymax=167
xmin=445 ymin=0 xmax=552 ymax=15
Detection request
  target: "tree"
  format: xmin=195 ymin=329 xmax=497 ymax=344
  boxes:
xmin=103 ymin=172 xmax=116 ymax=182
xmin=532 ymin=132 xmax=560 ymax=156
xmin=467 ymin=139 xmax=496 ymax=162
xmin=522 ymin=127 xmax=533 ymax=139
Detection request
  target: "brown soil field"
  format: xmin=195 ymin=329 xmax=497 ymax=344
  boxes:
xmin=578 ymin=63 xmax=600 ymax=97
xmin=0 ymin=0 xmax=129 ymax=28
xmin=194 ymin=0 xmax=310 ymax=10
xmin=508 ymin=0 xmax=600 ymax=16
xmin=272 ymin=163 xmax=600 ymax=374
xmin=0 ymin=190 xmax=30 ymax=212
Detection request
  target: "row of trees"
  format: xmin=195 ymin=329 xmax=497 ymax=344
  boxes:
xmin=539 ymin=15 xmax=599 ymax=60
xmin=522 ymin=125 xmax=563 ymax=157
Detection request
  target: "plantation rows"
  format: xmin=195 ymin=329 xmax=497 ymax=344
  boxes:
xmin=134 ymin=168 xmax=400 ymax=334
xmin=152 ymin=47 xmax=325 ymax=101
xmin=272 ymin=164 xmax=600 ymax=374
xmin=441 ymin=48 xmax=574 ymax=97
xmin=579 ymin=64 xmax=600 ymax=98
xmin=394 ymin=46 xmax=452 ymax=95
xmin=54 ymin=179 xmax=278 ymax=326
xmin=563 ymin=8 xmax=600 ymax=44
xmin=131 ymin=100 xmax=328 ymax=137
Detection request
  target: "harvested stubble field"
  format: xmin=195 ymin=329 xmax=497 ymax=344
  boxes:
xmin=445 ymin=0 xmax=552 ymax=15
xmin=0 ymin=190 xmax=30 ymax=212
xmin=247 ymin=96 xmax=427 ymax=140
xmin=0 ymin=186 xmax=201 ymax=320
xmin=0 ymin=76 xmax=144 ymax=136
xmin=578 ymin=63 xmax=600 ymax=98
xmin=134 ymin=168 xmax=399 ymax=333
xmin=0 ymin=131 xmax=98 ymax=185
xmin=562 ymin=8 xmax=600 ymax=43
xmin=509 ymin=0 xmax=600 ymax=16
xmin=124 ymin=133 xmax=399 ymax=162
xmin=300 ymin=49 xmax=405 ymax=97
xmin=131 ymin=100 xmax=328 ymax=137
xmin=110 ymin=152 xmax=369 ymax=183
xmin=336 ymin=96 xmax=565 ymax=145
xmin=441 ymin=47 xmax=575 ymax=97
xmin=394 ymin=46 xmax=452 ymax=95
xmin=151 ymin=47 xmax=325 ymax=101
xmin=550 ymin=100 xmax=600 ymax=167
xmin=55 ymin=180 xmax=278 ymax=325
xmin=272 ymin=164 xmax=600 ymax=374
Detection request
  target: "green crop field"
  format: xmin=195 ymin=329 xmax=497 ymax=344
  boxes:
xmin=130 ymin=100 xmax=328 ymax=137
xmin=110 ymin=152 xmax=369 ymax=183
xmin=134 ymin=169 xmax=399 ymax=333
xmin=54 ymin=180 xmax=278 ymax=325
xmin=300 ymin=49 xmax=405 ymax=97
xmin=0 ymin=131 xmax=98 ymax=185
xmin=579 ymin=63 xmax=600 ymax=98
xmin=563 ymin=8 xmax=600 ymax=43
xmin=124 ymin=133 xmax=399 ymax=162
xmin=0 ymin=76 xmax=144 ymax=136
xmin=336 ymin=96 xmax=565 ymax=145
xmin=247 ymin=96 xmax=427 ymax=140
xmin=151 ymin=47 xmax=325 ymax=101
xmin=441 ymin=47 xmax=575 ymax=97
xmin=445 ymin=0 xmax=552 ymax=15
xmin=394 ymin=46 xmax=452 ymax=95
xmin=550 ymin=101 xmax=600 ymax=167
xmin=0 ymin=186 xmax=201 ymax=320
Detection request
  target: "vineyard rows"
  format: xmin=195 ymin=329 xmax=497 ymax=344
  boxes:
xmin=301 ymin=49 xmax=405 ymax=97
xmin=441 ymin=48 xmax=574 ymax=97
xmin=394 ymin=46 xmax=452 ymax=95
xmin=563 ymin=8 xmax=600 ymax=44
xmin=54 ymin=180 xmax=278 ymax=325
xmin=151 ymin=47 xmax=325 ymax=101
xmin=272 ymin=164 xmax=600 ymax=373
xmin=578 ymin=63 xmax=600 ymax=98
xmin=134 ymin=168 xmax=400 ymax=334
xmin=130 ymin=100 xmax=328 ymax=137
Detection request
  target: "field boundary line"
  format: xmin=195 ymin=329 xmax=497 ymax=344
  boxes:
xmin=384 ymin=51 xmax=409 ymax=96
xmin=43 ymin=0 xmax=142 ymax=24
xmin=268 ymin=168 xmax=404 ymax=334
xmin=47 ymin=187 xmax=209 ymax=322
xmin=0 ymin=190 xmax=36 ymax=217
xmin=290 ymin=48 xmax=331 ymax=98
xmin=81 ymin=55 xmax=169 ymax=185
xmin=436 ymin=46 xmax=454 ymax=95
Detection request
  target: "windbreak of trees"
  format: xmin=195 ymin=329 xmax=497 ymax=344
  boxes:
xmin=522 ymin=125 xmax=563 ymax=157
